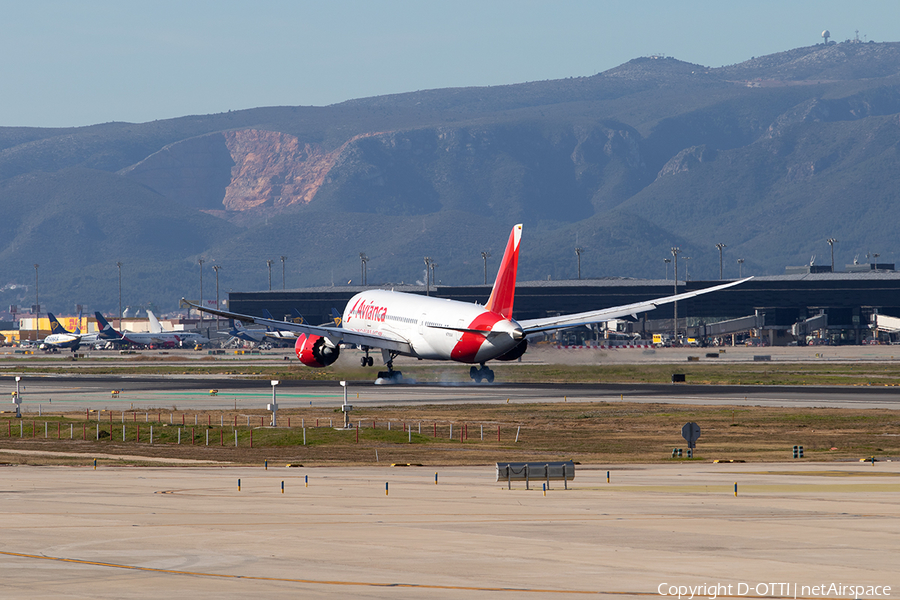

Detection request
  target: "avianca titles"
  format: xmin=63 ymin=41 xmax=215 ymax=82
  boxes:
xmin=187 ymin=224 xmax=749 ymax=382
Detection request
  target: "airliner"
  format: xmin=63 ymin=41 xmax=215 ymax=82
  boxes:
xmin=39 ymin=313 xmax=84 ymax=351
xmin=216 ymin=309 xmax=310 ymax=347
xmin=39 ymin=311 xmax=121 ymax=351
xmin=95 ymin=313 xmax=210 ymax=348
xmin=186 ymin=224 xmax=749 ymax=382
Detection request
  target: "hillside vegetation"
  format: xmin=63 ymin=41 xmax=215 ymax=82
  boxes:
xmin=3 ymin=41 xmax=900 ymax=313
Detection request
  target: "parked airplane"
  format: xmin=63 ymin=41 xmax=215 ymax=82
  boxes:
xmin=39 ymin=313 xmax=83 ymax=351
xmin=214 ymin=311 xmax=304 ymax=347
xmin=260 ymin=310 xmax=301 ymax=344
xmin=187 ymin=224 xmax=749 ymax=382
xmin=39 ymin=311 xmax=121 ymax=351
xmin=216 ymin=320 xmax=268 ymax=345
xmin=95 ymin=313 xmax=209 ymax=348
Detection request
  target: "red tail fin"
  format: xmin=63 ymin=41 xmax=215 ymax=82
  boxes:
xmin=484 ymin=224 xmax=522 ymax=319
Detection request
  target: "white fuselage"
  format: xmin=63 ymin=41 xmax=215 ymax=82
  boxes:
xmin=341 ymin=289 xmax=522 ymax=364
xmin=40 ymin=333 xmax=81 ymax=350
xmin=121 ymin=331 xmax=209 ymax=347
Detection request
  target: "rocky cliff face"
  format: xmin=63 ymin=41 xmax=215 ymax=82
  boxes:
xmin=221 ymin=130 xmax=341 ymax=214
xmin=125 ymin=129 xmax=381 ymax=224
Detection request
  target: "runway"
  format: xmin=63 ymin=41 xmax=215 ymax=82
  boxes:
xmin=4 ymin=374 xmax=900 ymax=413
xmin=0 ymin=462 xmax=896 ymax=598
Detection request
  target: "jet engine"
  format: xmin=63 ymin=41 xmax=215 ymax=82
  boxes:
xmin=294 ymin=333 xmax=340 ymax=368
xmin=495 ymin=339 xmax=527 ymax=361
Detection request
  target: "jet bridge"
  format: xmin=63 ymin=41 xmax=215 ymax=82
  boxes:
xmin=791 ymin=313 xmax=828 ymax=337
xmin=703 ymin=314 xmax=761 ymax=337
xmin=873 ymin=313 xmax=900 ymax=333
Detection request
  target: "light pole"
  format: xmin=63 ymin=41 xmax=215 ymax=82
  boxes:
xmin=268 ymin=380 xmax=279 ymax=427
xmin=33 ymin=264 xmax=39 ymax=320
xmin=481 ymin=251 xmax=491 ymax=285
xmin=715 ymin=243 xmax=726 ymax=279
xmin=280 ymin=256 xmax=286 ymax=290
xmin=737 ymin=258 xmax=744 ymax=278
xmin=684 ymin=256 xmax=692 ymax=281
xmin=430 ymin=262 xmax=438 ymax=287
xmin=827 ymin=238 xmax=837 ymax=272
xmin=359 ymin=253 xmax=368 ymax=287
xmin=14 ymin=376 xmax=21 ymax=419
xmin=575 ymin=247 xmax=583 ymax=279
xmin=424 ymin=257 xmax=432 ymax=296
xmin=664 ymin=258 xmax=671 ymax=280
xmin=116 ymin=261 xmax=122 ymax=325
xmin=212 ymin=265 xmax=221 ymax=330
xmin=671 ymin=247 xmax=681 ymax=343
xmin=266 ymin=259 xmax=273 ymax=290
xmin=198 ymin=259 xmax=204 ymax=325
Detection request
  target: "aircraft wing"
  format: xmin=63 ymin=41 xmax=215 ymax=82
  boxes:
xmin=518 ymin=277 xmax=752 ymax=334
xmin=183 ymin=300 xmax=412 ymax=354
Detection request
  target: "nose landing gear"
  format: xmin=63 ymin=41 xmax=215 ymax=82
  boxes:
xmin=469 ymin=363 xmax=494 ymax=383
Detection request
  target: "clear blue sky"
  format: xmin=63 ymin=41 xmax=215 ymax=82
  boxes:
xmin=2 ymin=0 xmax=898 ymax=128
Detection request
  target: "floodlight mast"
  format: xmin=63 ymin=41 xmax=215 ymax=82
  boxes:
xmin=212 ymin=265 xmax=221 ymax=331
xmin=198 ymin=259 xmax=204 ymax=325
xmin=716 ymin=243 xmax=726 ymax=279
xmin=116 ymin=261 xmax=123 ymax=324
xmin=424 ymin=257 xmax=433 ymax=296
xmin=671 ymin=247 xmax=681 ymax=343
xmin=359 ymin=253 xmax=368 ymax=286
xmin=827 ymin=238 xmax=838 ymax=272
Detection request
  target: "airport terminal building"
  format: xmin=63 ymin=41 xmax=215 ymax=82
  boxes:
xmin=228 ymin=269 xmax=900 ymax=346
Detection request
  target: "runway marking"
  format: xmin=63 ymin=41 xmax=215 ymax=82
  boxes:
xmin=737 ymin=470 xmax=900 ymax=477
xmin=0 ymin=550 xmax=861 ymax=599
xmin=14 ymin=391 xmax=343 ymax=403
xmin=0 ymin=549 xmax=616 ymax=595
xmin=590 ymin=484 xmax=900 ymax=493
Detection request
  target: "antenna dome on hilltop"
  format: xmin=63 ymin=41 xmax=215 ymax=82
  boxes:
xmin=822 ymin=30 xmax=830 ymax=38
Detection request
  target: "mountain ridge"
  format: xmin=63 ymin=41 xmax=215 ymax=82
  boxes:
xmin=2 ymin=41 xmax=900 ymax=314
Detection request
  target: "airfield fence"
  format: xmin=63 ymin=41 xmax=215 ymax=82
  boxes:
xmin=0 ymin=411 xmax=516 ymax=448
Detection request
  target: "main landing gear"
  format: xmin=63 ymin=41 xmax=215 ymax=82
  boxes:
xmin=469 ymin=363 xmax=494 ymax=383
xmin=377 ymin=352 xmax=403 ymax=383
xmin=360 ymin=348 xmax=374 ymax=367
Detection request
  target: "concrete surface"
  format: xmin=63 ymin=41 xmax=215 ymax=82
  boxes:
xmin=6 ymin=375 xmax=900 ymax=413
xmin=0 ymin=462 xmax=897 ymax=598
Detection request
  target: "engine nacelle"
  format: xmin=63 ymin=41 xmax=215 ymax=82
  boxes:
xmin=294 ymin=333 xmax=340 ymax=368
xmin=495 ymin=339 xmax=527 ymax=361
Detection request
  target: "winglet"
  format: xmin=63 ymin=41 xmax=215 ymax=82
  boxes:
xmin=484 ymin=224 xmax=522 ymax=319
